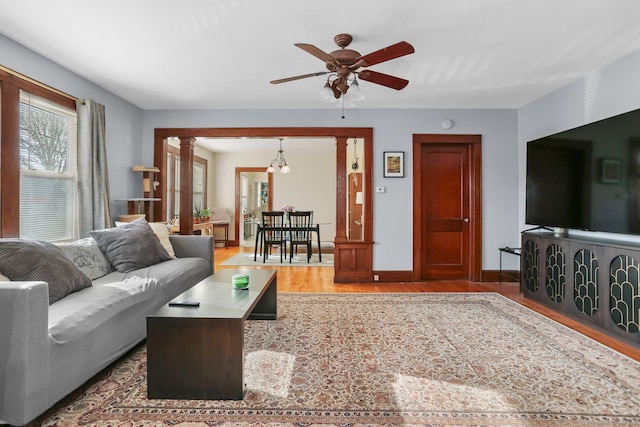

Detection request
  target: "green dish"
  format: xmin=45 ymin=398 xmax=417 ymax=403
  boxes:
xmin=232 ymin=273 xmax=249 ymax=289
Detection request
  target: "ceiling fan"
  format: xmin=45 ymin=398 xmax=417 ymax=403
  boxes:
xmin=270 ymin=33 xmax=415 ymax=100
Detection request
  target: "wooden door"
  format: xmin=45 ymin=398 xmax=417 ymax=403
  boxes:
xmin=413 ymin=135 xmax=482 ymax=281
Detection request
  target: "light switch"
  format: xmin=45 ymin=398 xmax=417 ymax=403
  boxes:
xmin=375 ymin=186 xmax=385 ymax=193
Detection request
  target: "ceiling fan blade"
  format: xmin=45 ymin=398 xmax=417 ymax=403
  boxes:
xmin=357 ymin=70 xmax=409 ymax=90
xmin=270 ymin=71 xmax=330 ymax=84
xmin=295 ymin=43 xmax=338 ymax=66
xmin=354 ymin=41 xmax=415 ymax=68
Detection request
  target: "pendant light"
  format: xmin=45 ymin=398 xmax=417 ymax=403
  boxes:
xmin=266 ymin=138 xmax=291 ymax=174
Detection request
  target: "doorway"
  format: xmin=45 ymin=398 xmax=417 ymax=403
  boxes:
xmin=153 ymin=128 xmax=375 ymax=283
xmin=412 ymin=134 xmax=482 ymax=281
xmin=236 ymin=167 xmax=272 ymax=249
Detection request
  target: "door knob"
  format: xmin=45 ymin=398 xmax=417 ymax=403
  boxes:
xmin=463 ymin=217 xmax=470 ymax=223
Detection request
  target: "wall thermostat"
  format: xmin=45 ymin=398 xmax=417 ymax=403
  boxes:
xmin=441 ymin=119 xmax=454 ymax=129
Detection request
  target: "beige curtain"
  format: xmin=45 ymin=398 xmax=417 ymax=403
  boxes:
xmin=77 ymin=99 xmax=112 ymax=236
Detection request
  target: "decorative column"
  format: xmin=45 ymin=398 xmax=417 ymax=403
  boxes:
xmin=179 ymin=137 xmax=195 ymax=235
xmin=333 ymin=135 xmax=373 ymax=283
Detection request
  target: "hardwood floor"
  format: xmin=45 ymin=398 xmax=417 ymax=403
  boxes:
xmin=215 ymin=246 xmax=640 ymax=363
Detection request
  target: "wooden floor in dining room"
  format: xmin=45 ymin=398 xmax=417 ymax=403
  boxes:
xmin=214 ymin=246 xmax=640 ymax=363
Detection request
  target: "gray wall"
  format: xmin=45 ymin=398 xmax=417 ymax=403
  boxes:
xmin=142 ymin=108 xmax=519 ymax=270
xmin=0 ymin=33 xmax=144 ymax=221
xmin=19 ymin=29 xmax=632 ymax=271
xmin=7 ymin=30 xmax=640 ymax=271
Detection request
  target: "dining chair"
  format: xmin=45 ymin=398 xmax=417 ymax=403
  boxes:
xmin=288 ymin=211 xmax=313 ymax=263
xmin=261 ymin=211 xmax=287 ymax=263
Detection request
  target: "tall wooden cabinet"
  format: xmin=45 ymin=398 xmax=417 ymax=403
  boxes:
xmin=521 ymin=231 xmax=640 ymax=348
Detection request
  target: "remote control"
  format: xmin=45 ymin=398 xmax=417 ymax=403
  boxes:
xmin=168 ymin=300 xmax=200 ymax=307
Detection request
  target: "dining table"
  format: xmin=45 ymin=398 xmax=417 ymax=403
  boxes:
xmin=253 ymin=223 xmax=325 ymax=262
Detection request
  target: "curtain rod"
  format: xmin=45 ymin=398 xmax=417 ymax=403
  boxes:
xmin=0 ymin=64 xmax=78 ymax=101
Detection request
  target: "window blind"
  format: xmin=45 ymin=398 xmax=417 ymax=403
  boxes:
xmin=19 ymin=91 xmax=78 ymax=241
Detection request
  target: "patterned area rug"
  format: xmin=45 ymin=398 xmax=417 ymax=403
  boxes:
xmin=41 ymin=293 xmax=640 ymax=426
xmin=221 ymin=251 xmax=333 ymax=267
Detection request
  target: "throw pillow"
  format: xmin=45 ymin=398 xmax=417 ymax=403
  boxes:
xmin=115 ymin=220 xmax=175 ymax=258
xmin=56 ymin=237 xmax=114 ymax=280
xmin=0 ymin=239 xmax=92 ymax=304
xmin=89 ymin=218 xmax=172 ymax=273
xmin=148 ymin=222 xmax=176 ymax=258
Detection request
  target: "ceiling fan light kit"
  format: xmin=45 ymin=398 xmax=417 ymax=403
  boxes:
xmin=339 ymin=98 xmax=356 ymax=109
xmin=347 ymin=77 xmax=364 ymax=101
xmin=319 ymin=74 xmax=366 ymax=105
xmin=318 ymin=80 xmax=336 ymax=102
xmin=271 ymin=33 xmax=414 ymax=110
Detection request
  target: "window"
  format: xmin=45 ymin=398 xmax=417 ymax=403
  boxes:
xmin=165 ymin=144 xmax=208 ymax=221
xmin=19 ymin=91 xmax=78 ymax=241
xmin=193 ymin=161 xmax=205 ymax=211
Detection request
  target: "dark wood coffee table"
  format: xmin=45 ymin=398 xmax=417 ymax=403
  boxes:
xmin=146 ymin=268 xmax=277 ymax=400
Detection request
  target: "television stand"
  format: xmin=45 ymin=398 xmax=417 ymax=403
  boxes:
xmin=521 ymin=231 xmax=640 ymax=350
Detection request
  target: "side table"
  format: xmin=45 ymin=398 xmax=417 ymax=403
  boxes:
xmin=498 ymin=247 xmax=521 ymax=285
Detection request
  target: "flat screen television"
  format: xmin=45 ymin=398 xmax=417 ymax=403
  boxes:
xmin=525 ymin=108 xmax=640 ymax=235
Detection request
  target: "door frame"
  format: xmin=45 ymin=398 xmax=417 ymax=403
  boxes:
xmin=412 ymin=134 xmax=482 ymax=282
xmin=234 ymin=167 xmax=272 ymax=247
xmin=153 ymin=127 xmax=374 ymax=283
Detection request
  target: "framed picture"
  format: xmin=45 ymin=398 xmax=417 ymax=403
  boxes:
xmin=600 ymin=158 xmax=622 ymax=184
xmin=383 ymin=151 xmax=404 ymax=178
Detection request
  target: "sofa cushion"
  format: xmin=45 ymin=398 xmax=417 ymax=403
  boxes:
xmin=89 ymin=219 xmax=172 ymax=273
xmin=115 ymin=220 xmax=175 ymax=258
xmin=56 ymin=237 xmax=114 ymax=280
xmin=50 ymin=257 xmax=211 ymax=344
xmin=0 ymin=239 xmax=92 ymax=304
xmin=94 ymin=256 xmax=212 ymax=304
xmin=48 ymin=278 xmax=156 ymax=344
xmin=148 ymin=222 xmax=176 ymax=258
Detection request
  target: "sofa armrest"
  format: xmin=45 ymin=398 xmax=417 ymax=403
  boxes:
xmin=0 ymin=281 xmax=50 ymax=425
xmin=169 ymin=235 xmax=214 ymax=273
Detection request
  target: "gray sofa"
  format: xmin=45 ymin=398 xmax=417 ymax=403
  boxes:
xmin=0 ymin=232 xmax=214 ymax=426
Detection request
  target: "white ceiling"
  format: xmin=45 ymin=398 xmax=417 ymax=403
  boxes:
xmin=2 ymin=1 xmax=640 ymax=110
